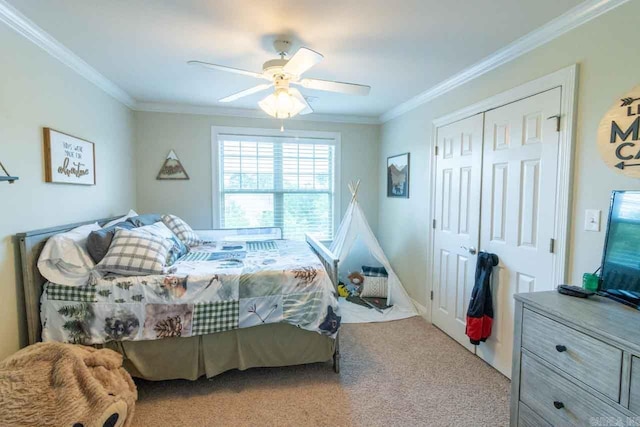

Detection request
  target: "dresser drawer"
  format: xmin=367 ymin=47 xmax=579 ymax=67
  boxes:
xmin=518 ymin=402 xmax=551 ymax=427
xmin=520 ymin=352 xmax=627 ymax=426
xmin=630 ymin=357 xmax=640 ymax=414
xmin=521 ymin=308 xmax=622 ymax=401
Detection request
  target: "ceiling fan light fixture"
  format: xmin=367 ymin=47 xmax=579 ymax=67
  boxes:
xmin=191 ymin=40 xmax=369 ymax=117
xmin=258 ymin=88 xmax=306 ymax=119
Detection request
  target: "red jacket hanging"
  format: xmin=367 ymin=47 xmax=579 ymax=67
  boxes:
xmin=465 ymin=252 xmax=499 ymax=345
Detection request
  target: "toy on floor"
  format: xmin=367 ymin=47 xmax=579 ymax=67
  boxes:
xmin=0 ymin=342 xmax=137 ymax=427
xmin=338 ymin=272 xmax=366 ymax=298
xmin=346 ymin=272 xmax=365 ymax=296
xmin=337 ymin=283 xmax=350 ymax=297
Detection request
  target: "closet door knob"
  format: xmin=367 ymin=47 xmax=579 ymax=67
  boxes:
xmin=555 ymin=345 xmax=567 ymax=352
xmin=553 ymin=401 xmax=565 ymax=410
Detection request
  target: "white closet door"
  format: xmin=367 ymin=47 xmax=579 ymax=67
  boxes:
xmin=476 ymin=88 xmax=561 ymax=377
xmin=431 ymin=114 xmax=484 ymax=352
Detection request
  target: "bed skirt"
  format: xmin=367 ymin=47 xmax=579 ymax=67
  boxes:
xmin=103 ymin=323 xmax=336 ymax=381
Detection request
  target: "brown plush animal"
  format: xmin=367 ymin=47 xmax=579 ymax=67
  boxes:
xmin=348 ymin=271 xmax=364 ymax=285
xmin=347 ymin=272 xmax=365 ymax=295
xmin=0 ymin=342 xmax=137 ymax=427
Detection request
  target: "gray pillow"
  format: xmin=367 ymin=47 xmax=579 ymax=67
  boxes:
xmin=86 ymin=221 xmax=135 ymax=263
xmin=126 ymin=214 xmax=162 ymax=228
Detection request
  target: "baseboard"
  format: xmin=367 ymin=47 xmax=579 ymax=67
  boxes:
xmin=411 ymin=298 xmax=430 ymax=322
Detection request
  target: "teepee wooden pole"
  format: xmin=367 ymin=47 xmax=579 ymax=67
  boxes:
xmin=350 ymin=180 xmax=361 ymax=203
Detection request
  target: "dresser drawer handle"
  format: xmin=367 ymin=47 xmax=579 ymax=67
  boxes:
xmin=555 ymin=345 xmax=567 ymax=352
xmin=553 ymin=401 xmax=565 ymax=410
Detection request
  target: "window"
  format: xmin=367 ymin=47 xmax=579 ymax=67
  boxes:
xmin=214 ymin=129 xmax=339 ymax=241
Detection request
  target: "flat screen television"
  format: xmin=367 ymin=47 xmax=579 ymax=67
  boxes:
xmin=600 ymin=190 xmax=640 ymax=308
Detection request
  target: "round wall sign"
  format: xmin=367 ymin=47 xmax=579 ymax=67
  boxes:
xmin=598 ymin=86 xmax=640 ymax=177
xmin=598 ymin=86 xmax=640 ymax=178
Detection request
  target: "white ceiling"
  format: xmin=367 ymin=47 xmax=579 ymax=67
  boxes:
xmin=7 ymin=0 xmax=585 ymax=118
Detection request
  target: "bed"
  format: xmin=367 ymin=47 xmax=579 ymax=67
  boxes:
xmin=16 ymin=216 xmax=341 ymax=381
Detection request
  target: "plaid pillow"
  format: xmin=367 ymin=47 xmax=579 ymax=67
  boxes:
xmin=136 ymin=221 xmax=188 ymax=266
xmin=162 ymin=214 xmax=201 ymax=247
xmin=96 ymin=228 xmax=173 ymax=276
xmin=362 ymin=265 xmax=388 ymax=277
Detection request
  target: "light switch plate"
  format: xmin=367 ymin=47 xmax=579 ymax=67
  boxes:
xmin=584 ymin=209 xmax=601 ymax=232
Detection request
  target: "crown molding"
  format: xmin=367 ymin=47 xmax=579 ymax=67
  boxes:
xmin=3 ymin=0 xmax=627 ymax=123
xmin=134 ymin=102 xmax=381 ymax=125
xmin=0 ymin=0 xmax=378 ymax=124
xmin=379 ymin=0 xmax=630 ymax=123
xmin=0 ymin=0 xmax=136 ymax=108
xmin=0 ymin=0 xmax=379 ymax=125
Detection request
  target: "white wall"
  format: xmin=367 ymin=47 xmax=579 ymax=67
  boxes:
xmin=134 ymin=111 xmax=380 ymax=233
xmin=0 ymin=24 xmax=136 ymax=359
xmin=378 ymin=0 xmax=640 ymax=314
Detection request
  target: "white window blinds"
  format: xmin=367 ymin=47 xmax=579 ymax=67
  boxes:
xmin=218 ymin=134 xmax=336 ymax=240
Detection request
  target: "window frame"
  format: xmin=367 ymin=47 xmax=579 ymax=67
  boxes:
xmin=211 ymin=126 xmax=341 ymax=238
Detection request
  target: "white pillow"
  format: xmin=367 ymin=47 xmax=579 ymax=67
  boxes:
xmin=360 ymin=275 xmax=389 ymax=298
xmin=37 ymin=223 xmax=101 ymax=287
xmin=102 ymin=209 xmax=138 ymax=228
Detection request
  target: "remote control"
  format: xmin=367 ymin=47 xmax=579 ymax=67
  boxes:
xmin=557 ymin=284 xmax=595 ymax=298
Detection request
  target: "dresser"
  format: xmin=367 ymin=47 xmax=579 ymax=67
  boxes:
xmin=511 ymin=291 xmax=640 ymax=426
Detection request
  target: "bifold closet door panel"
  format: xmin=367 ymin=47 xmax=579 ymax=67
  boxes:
xmin=476 ymin=88 xmax=562 ymax=378
xmin=431 ymin=113 xmax=484 ymax=353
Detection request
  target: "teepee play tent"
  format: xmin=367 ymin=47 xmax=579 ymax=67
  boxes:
xmin=330 ymin=181 xmax=417 ymax=323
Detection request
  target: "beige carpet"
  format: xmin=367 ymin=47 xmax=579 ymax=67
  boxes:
xmin=133 ymin=317 xmax=510 ymax=426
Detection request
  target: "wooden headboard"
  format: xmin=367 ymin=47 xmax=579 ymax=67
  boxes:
xmin=16 ymin=215 xmax=123 ymax=346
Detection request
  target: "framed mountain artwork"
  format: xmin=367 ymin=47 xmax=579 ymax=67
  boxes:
xmin=387 ymin=152 xmax=410 ymax=198
xmin=157 ymin=150 xmax=190 ymax=180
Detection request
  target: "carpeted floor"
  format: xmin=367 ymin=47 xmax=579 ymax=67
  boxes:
xmin=133 ymin=317 xmax=510 ymax=426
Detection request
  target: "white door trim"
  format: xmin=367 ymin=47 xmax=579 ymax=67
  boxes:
xmin=427 ymin=64 xmax=578 ymax=322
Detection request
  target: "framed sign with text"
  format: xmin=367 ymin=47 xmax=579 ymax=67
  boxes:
xmin=598 ymin=86 xmax=640 ymax=178
xmin=43 ymin=128 xmax=96 ymax=185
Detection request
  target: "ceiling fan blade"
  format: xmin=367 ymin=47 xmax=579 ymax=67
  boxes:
xmin=297 ymin=78 xmax=370 ymax=96
xmin=188 ymin=60 xmax=269 ymax=80
xmin=289 ymin=88 xmax=314 ymax=115
xmin=219 ymin=84 xmax=273 ymax=103
xmin=282 ymin=48 xmax=323 ymax=76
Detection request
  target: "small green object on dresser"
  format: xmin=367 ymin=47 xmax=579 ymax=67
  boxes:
xmin=582 ymin=272 xmax=600 ymax=292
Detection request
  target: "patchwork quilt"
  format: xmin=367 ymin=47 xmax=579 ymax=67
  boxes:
xmin=41 ymin=240 xmax=340 ymax=345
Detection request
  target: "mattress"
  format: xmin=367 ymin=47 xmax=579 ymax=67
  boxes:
xmin=41 ymin=239 xmax=340 ymax=345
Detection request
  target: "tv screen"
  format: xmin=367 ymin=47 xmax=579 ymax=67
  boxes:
xmin=600 ymin=190 xmax=640 ymax=306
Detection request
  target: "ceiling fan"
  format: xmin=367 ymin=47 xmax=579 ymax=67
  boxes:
xmin=188 ymin=39 xmax=371 ymax=119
